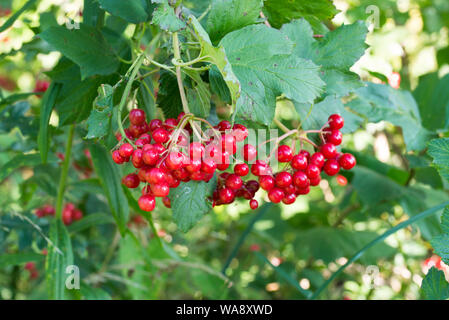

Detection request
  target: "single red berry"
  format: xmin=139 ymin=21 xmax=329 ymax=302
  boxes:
xmin=259 ymin=175 xmax=275 ymax=191
xmin=173 ymin=167 xmax=189 ymax=181
xmin=219 ymin=187 xmax=235 ymax=204
xmin=177 ymin=112 xmax=186 ymax=122
xmin=185 ymin=158 xmax=202 ymax=173
xmin=190 ymin=171 xmax=205 ymax=181
xmin=119 ymin=143 xmax=134 ymax=158
xmin=328 ymin=114 xmax=344 ymax=130
xmin=309 ymin=176 xmax=321 ymax=186
xmin=189 ymin=142 xmax=205 ymax=160
xmin=275 ymin=171 xmax=293 ymax=188
xmin=150 ymin=182 xmax=170 ymax=197
xmin=310 ymin=152 xmax=325 ymax=168
xmin=138 ymin=194 xmax=156 ymax=212
xmin=320 ymin=143 xmax=337 ymax=159
xmin=221 ymin=134 xmax=237 ymax=155
xmin=291 ymin=154 xmax=308 ymax=170
xmin=162 ymin=196 xmax=171 ymax=208
xmin=132 ymin=149 xmax=144 ymax=168
xmin=149 ymin=119 xmax=163 ymax=131
xmin=268 ymin=188 xmax=285 ymax=203
xmin=249 ymin=199 xmax=258 ymax=210
xmin=323 ymin=159 xmax=340 ymax=176
xmin=164 ymin=118 xmax=178 ymax=129
xmin=147 ymin=167 xmax=166 ymax=184
xmin=293 ymin=171 xmax=309 ymax=188
xmin=129 ymin=109 xmax=146 ymax=125
xmin=246 ymin=180 xmax=260 ymax=193
xmin=284 ymin=184 xmax=296 ymax=195
xmin=42 ymin=205 xmax=55 ymax=216
xmin=242 ymin=144 xmax=257 ymax=162
xmin=296 ymin=186 xmax=310 ymax=195
xmin=234 ymin=163 xmax=249 ymax=176
xmin=336 ymin=174 xmax=348 ymax=186
xmin=112 ymin=150 xmax=125 ymax=164
xmin=152 ymin=128 xmax=169 ymax=143
xmin=72 ymin=209 xmax=83 ymax=221
xmin=217 ymin=120 xmax=231 ymax=132
xmin=165 ymin=152 xmax=186 ymax=170
xmin=299 ymin=150 xmax=310 ymax=159
xmin=277 ymin=145 xmax=293 ymax=163
xmin=225 ymin=174 xmax=243 ymax=190
xmin=62 ymin=208 xmax=72 ymax=225
xmin=152 ymin=143 xmax=166 ymax=154
xmin=122 ymin=173 xmax=140 ymax=188
xmin=326 ymin=130 xmax=343 ymax=146
xmin=339 ymin=153 xmax=356 ymax=170
xmin=25 ymin=262 xmax=35 ymax=271
xmin=142 ymin=147 xmax=159 ymax=166
xmin=251 ymin=160 xmax=272 ymax=176
xmin=201 ymin=157 xmax=217 ymax=174
xmin=232 ymin=124 xmax=248 ymax=142
xmin=282 ymin=193 xmax=296 ymax=205
xmin=306 ymin=164 xmax=321 ymax=179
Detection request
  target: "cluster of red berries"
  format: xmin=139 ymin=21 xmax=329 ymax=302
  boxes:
xmin=34 ymin=204 xmax=55 ymax=218
xmin=24 ymin=262 xmax=39 ymax=280
xmin=113 ymin=109 xmax=250 ymax=212
xmin=35 ymin=203 xmax=83 ymax=226
xmin=211 ymin=114 xmax=356 ymax=207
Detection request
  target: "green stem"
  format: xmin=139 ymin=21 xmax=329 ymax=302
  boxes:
xmin=55 ymin=124 xmax=75 ymax=219
xmin=221 ymin=203 xmax=272 ymax=274
xmin=273 ymin=118 xmax=290 ymax=134
xmin=309 ymin=201 xmax=449 ymax=300
xmin=172 ymin=32 xmax=190 ymax=114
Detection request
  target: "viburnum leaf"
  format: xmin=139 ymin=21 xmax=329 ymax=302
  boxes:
xmin=189 ymin=15 xmax=240 ymax=107
xmin=421 ymin=267 xmax=449 ymax=300
xmin=347 ymin=82 xmax=435 ymax=151
xmin=185 ymin=71 xmax=211 ymax=119
xmin=441 ymin=207 xmax=449 ymax=235
xmin=169 ymin=179 xmax=216 ymax=233
xmin=219 ymin=24 xmax=324 ymax=126
xmin=281 ymin=19 xmax=368 ymax=97
xmin=39 ymin=24 xmax=120 ymax=80
xmin=156 ymin=71 xmax=183 ymax=119
xmin=151 ymin=1 xmax=186 ymax=32
xmin=85 ymin=84 xmax=114 ymax=139
xmin=98 ymin=0 xmax=153 ymax=24
xmin=431 ymin=234 xmax=449 ymax=266
xmin=206 ymin=0 xmax=263 ymax=44
xmin=428 ymin=138 xmax=449 ymax=183
xmin=263 ymin=0 xmax=338 ymax=29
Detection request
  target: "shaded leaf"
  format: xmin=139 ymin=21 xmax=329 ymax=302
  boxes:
xmin=85 ymin=84 xmax=114 ymax=139
xmin=98 ymin=0 xmax=152 ymax=24
xmin=421 ymin=267 xmax=449 ymax=300
xmin=151 ymin=1 xmax=186 ymax=32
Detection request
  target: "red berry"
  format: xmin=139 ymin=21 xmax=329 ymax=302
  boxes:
xmin=162 ymin=196 xmax=171 ymax=208
xmin=277 ymin=145 xmax=293 ymax=163
xmin=152 ymin=143 xmax=166 ymax=154
xmin=201 ymin=158 xmax=217 ymax=174
xmin=119 ymin=143 xmax=134 ymax=158
xmin=310 ymin=152 xmax=325 ymax=168
xmin=251 ymin=160 xmax=272 ymax=176
xmin=323 ymin=159 xmax=340 ymax=176
xmin=234 ymin=163 xmax=249 ymax=176
xmin=112 ymin=150 xmax=125 ymax=164
xmin=249 ymin=199 xmax=258 ymax=210
xmin=259 ymin=175 xmax=275 ymax=191
xmin=284 ymin=184 xmax=296 ymax=195
xmin=232 ymin=124 xmax=248 ymax=142
xmin=306 ymin=164 xmax=321 ymax=179
xmin=296 ymin=186 xmax=310 ymax=195
xmin=129 ymin=109 xmax=146 ymax=125
xmin=150 ymin=182 xmax=170 ymax=197
xmin=72 ymin=209 xmax=83 ymax=221
xmin=185 ymin=158 xmax=202 ymax=173
xmin=242 ymin=144 xmax=257 ymax=162
xmin=320 ymin=143 xmax=337 ymax=159
xmin=25 ymin=262 xmax=35 ymax=271
xmin=122 ymin=173 xmax=140 ymax=188
xmin=225 ymin=174 xmax=243 ymax=190
xmin=328 ymin=114 xmax=344 ymax=130
xmin=299 ymin=150 xmax=310 ymax=160
xmin=62 ymin=208 xmax=72 ymax=225
xmin=268 ymin=188 xmax=285 ymax=203
xmin=246 ymin=180 xmax=260 ymax=193
xmin=165 ymin=152 xmax=186 ymax=170
xmin=336 ymin=175 xmax=348 ymax=186
xmin=142 ymin=147 xmax=159 ymax=166
xmin=339 ymin=153 xmax=356 ymax=170
xmin=293 ymin=171 xmax=309 ymax=188
xmin=221 ymin=134 xmax=237 ymax=155
xmin=149 ymin=119 xmax=163 ymax=131
xmin=310 ymin=176 xmax=321 ymax=186
xmin=217 ymin=120 xmax=231 ymax=132
xmin=189 ymin=142 xmax=205 ymax=160
xmin=326 ymin=130 xmax=342 ymax=146
xmin=152 ymin=128 xmax=169 ymax=143
xmin=219 ymin=188 xmax=235 ymax=204
xmin=164 ymin=118 xmax=178 ymax=129
xmin=132 ymin=149 xmax=144 ymax=168
xmin=275 ymin=171 xmax=292 ymax=188
xmin=291 ymin=154 xmax=308 ymax=170
xmin=173 ymin=167 xmax=189 ymax=181
xmin=138 ymin=194 xmax=156 ymax=212
xmin=147 ymin=167 xmax=166 ymax=184
xmin=282 ymin=193 xmax=296 ymax=205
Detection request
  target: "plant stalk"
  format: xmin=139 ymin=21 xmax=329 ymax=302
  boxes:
xmin=172 ymin=32 xmax=190 ymax=114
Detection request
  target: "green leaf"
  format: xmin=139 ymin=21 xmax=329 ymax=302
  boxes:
xmin=85 ymin=84 xmax=114 ymax=139
xmin=220 ymin=24 xmax=324 ymax=126
xmin=263 ymin=0 xmax=338 ymax=29
xmin=45 ymin=219 xmax=73 ymax=300
xmin=0 ymin=252 xmax=45 ymax=268
xmin=295 ymin=96 xmax=363 ymax=134
xmin=428 ymin=138 xmax=449 ymax=182
xmin=88 ymin=144 xmax=129 ymax=235
xmin=184 ymin=70 xmax=211 ymax=118
xmin=40 ymin=24 xmax=120 ymax=79
xmin=441 ymin=207 xmax=449 ymax=235
xmin=421 ymin=267 xmax=449 ymax=300
xmin=0 ymin=0 xmax=37 ymax=33
xmin=189 ymin=15 xmax=240 ymax=107
xmin=67 ymin=213 xmax=115 ymax=234
xmin=157 ymin=71 xmax=183 ymax=119
xmin=151 ymin=1 xmax=186 ymax=32
xmin=38 ymin=83 xmax=61 ymax=163
xmin=431 ymin=234 xmax=449 ymax=266
xmin=347 ymin=82 xmax=434 ymax=151
xmin=137 ymin=76 xmax=156 ymax=120
xmin=209 ymin=66 xmax=231 ymax=104
xmin=413 ymin=73 xmax=449 ymax=131
xmin=206 ymin=0 xmax=263 ymax=44
xmin=98 ymin=0 xmax=152 ymax=24
xmin=281 ymin=19 xmax=367 ymax=97
xmin=169 ymin=179 xmax=216 ymax=232
xmin=0 ymin=153 xmax=43 ymax=182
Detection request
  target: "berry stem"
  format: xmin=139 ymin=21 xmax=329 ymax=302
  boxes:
xmin=55 ymin=124 xmax=75 ymax=220
xmin=273 ymin=118 xmax=290 ymax=134
xmin=172 ymin=31 xmax=191 ymax=115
